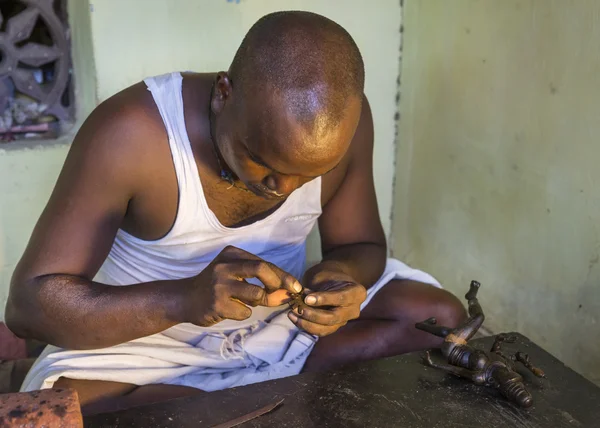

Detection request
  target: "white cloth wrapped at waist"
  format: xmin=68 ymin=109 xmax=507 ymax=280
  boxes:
xmin=21 ymin=259 xmax=440 ymax=392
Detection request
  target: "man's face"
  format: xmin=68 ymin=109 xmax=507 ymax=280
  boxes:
xmin=213 ymin=85 xmax=362 ymax=199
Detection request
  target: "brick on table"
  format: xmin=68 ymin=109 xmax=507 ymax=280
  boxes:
xmin=0 ymin=388 xmax=83 ymax=428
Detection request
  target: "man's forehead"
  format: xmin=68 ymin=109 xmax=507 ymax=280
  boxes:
xmin=243 ymin=82 xmax=331 ymax=121
xmin=239 ymin=88 xmax=347 ymax=142
xmin=234 ymin=87 xmax=361 ymax=170
xmin=240 ymin=115 xmax=349 ymax=177
xmin=242 ymin=105 xmax=336 ymax=155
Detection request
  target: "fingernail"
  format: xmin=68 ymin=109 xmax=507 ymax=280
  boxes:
xmin=305 ymin=296 xmax=317 ymax=305
xmin=293 ymin=281 xmax=302 ymax=293
xmin=288 ymin=312 xmax=298 ymax=322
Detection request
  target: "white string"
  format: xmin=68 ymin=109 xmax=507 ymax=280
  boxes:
xmin=218 ymin=322 xmax=261 ymax=363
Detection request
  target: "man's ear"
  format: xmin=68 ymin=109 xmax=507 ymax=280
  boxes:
xmin=211 ymin=71 xmax=233 ymax=114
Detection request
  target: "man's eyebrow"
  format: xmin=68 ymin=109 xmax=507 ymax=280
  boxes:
xmin=247 ymin=147 xmax=339 ymax=179
xmin=247 ymin=149 xmax=279 ymax=173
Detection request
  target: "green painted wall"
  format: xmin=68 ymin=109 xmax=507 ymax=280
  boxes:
xmin=0 ymin=0 xmax=96 ymax=320
xmin=394 ymin=0 xmax=600 ymax=383
xmin=0 ymin=0 xmax=401 ymax=318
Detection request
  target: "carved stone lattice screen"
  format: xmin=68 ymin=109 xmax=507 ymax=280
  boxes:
xmin=0 ymin=0 xmax=72 ymax=142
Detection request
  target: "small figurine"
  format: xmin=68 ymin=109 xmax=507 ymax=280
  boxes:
xmin=415 ymin=281 xmax=545 ymax=408
xmin=288 ymin=291 xmax=308 ymax=314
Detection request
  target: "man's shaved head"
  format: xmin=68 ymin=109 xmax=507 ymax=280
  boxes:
xmin=210 ymin=11 xmax=365 ymax=199
xmin=229 ymin=11 xmax=364 ymax=125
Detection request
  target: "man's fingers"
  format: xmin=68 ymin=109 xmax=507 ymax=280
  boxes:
xmin=220 ymin=247 xmax=302 ymax=293
xmin=226 ymin=281 xmax=291 ymax=308
xmin=270 ymin=266 xmax=304 ymax=294
xmin=266 ymin=289 xmax=292 ymax=307
xmin=226 ymin=281 xmax=267 ymax=307
xmin=217 ymin=260 xmax=302 ymax=294
xmin=288 ymin=312 xmax=343 ymax=337
xmin=295 ymin=306 xmax=360 ymax=326
xmin=218 ymin=299 xmax=253 ymax=321
xmin=304 ymin=283 xmax=367 ymax=307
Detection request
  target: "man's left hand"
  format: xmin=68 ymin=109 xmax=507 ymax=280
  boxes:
xmin=288 ymin=267 xmax=367 ymax=336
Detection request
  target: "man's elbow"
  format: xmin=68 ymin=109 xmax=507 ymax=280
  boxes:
xmin=6 ymin=275 xmax=116 ymax=351
xmin=5 ymin=282 xmax=74 ymax=349
xmin=5 ymin=293 xmax=29 ymax=339
xmin=5 ymin=275 xmax=43 ymax=340
xmin=374 ymin=240 xmax=387 ymax=256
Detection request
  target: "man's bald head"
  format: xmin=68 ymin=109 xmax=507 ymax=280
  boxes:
xmin=229 ymin=11 xmax=364 ymax=126
xmin=210 ymin=11 xmax=365 ymax=199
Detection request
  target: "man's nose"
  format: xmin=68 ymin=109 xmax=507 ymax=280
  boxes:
xmin=264 ymin=174 xmax=302 ymax=195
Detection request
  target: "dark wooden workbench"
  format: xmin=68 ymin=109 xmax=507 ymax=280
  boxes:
xmin=85 ymin=334 xmax=600 ymax=427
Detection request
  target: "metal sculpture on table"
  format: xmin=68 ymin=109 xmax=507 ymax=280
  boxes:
xmin=415 ymin=281 xmax=546 ymax=408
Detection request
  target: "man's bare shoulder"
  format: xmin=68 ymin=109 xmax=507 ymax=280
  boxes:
xmin=349 ymin=94 xmax=375 ymax=160
xmin=63 ymin=80 xmax=176 ymax=201
xmin=76 ymin=82 xmax=165 ymax=155
xmin=320 ymin=94 xmax=374 ymax=205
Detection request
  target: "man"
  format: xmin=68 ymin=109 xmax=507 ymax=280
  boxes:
xmin=5 ymin=11 xmax=465 ymax=413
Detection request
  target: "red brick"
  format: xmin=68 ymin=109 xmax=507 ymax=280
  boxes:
xmin=0 ymin=388 xmax=83 ymax=427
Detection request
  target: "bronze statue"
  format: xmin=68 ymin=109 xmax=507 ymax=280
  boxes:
xmin=415 ymin=280 xmax=545 ymax=408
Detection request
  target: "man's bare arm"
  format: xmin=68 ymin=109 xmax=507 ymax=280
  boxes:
xmin=5 ymin=85 xmax=300 ymax=350
xmin=305 ymin=96 xmax=387 ymax=290
xmin=290 ymin=96 xmax=386 ymax=336
xmin=4 ymin=85 xmax=191 ymax=349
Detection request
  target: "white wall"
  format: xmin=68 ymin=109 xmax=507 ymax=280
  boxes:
xmin=0 ymin=0 xmax=401 ymax=319
xmin=394 ymin=0 xmax=600 ymax=384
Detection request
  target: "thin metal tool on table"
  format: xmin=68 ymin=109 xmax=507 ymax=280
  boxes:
xmin=210 ymin=399 xmax=284 ymax=428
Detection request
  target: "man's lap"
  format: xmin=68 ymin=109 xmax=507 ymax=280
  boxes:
xmin=22 ymin=258 xmax=455 ymax=395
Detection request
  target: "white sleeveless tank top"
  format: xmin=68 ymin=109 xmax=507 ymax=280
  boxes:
xmin=95 ymin=72 xmax=322 ymax=333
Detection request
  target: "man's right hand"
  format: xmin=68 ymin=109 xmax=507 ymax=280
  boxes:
xmin=181 ymin=245 xmax=302 ymax=327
